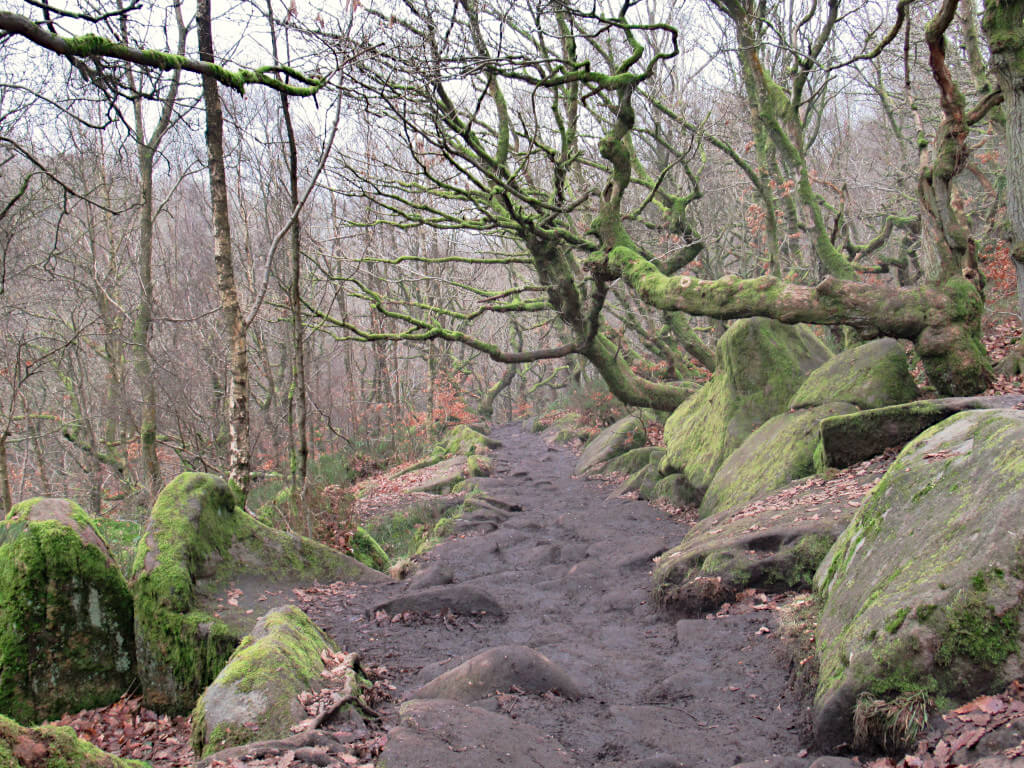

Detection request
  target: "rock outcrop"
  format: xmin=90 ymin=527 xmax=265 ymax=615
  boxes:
xmin=660 ymin=318 xmax=832 ymax=506
xmin=574 ymin=416 xmax=647 ymax=476
xmin=788 ymin=338 xmax=918 ymax=411
xmin=130 ymin=472 xmax=382 ymax=714
xmin=813 ymin=409 xmax=1024 ymax=751
xmin=700 ymin=402 xmax=858 ymax=517
xmin=412 ymin=645 xmax=582 ymax=702
xmin=815 ymin=394 xmax=1024 ymax=469
xmin=191 ymin=606 xmax=353 ymax=757
xmin=0 ymin=498 xmax=135 ymax=723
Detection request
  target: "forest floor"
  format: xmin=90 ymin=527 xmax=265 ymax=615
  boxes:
xmin=52 ymin=331 xmax=1024 ymax=767
xmin=304 ymin=423 xmax=810 ymax=767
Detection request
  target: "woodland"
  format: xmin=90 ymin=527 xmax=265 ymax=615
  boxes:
xmin=0 ymin=0 xmax=1022 ymax=524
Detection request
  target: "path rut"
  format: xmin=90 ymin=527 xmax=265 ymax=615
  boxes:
xmin=310 ymin=424 xmax=808 ymax=766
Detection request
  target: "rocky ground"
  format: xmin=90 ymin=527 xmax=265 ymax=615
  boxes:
xmin=306 ymin=423 xmax=810 ymax=767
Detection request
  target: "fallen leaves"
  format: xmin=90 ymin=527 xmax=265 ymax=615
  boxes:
xmin=49 ymin=696 xmax=192 ymax=768
xmin=879 ymin=682 xmax=1024 ymax=768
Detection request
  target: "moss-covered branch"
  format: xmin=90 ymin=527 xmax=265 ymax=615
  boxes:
xmin=596 ymin=244 xmax=991 ymax=396
xmin=0 ymin=10 xmax=326 ymax=95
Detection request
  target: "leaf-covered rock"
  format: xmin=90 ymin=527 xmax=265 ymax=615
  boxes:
xmin=0 ymin=713 xmax=148 ymax=768
xmin=660 ymin=318 xmax=831 ymax=505
xmin=813 ymin=409 xmax=1024 ymax=751
xmin=699 ymin=402 xmax=858 ymax=517
xmin=0 ymin=499 xmax=135 ymax=723
xmin=788 ymin=338 xmax=918 ymax=411
xmin=573 ymin=416 xmax=647 ymax=476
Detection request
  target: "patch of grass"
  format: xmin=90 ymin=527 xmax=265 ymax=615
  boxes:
xmin=853 ymin=690 xmax=930 ymax=753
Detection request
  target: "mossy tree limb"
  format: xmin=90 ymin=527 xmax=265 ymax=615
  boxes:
xmin=0 ymin=10 xmax=326 ymax=96
xmin=593 ymin=246 xmax=990 ymax=396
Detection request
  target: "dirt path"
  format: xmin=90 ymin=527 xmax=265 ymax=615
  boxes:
xmin=309 ymin=424 xmax=809 ymax=767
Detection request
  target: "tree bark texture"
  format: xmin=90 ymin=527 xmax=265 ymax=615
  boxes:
xmin=198 ymin=0 xmax=250 ymax=493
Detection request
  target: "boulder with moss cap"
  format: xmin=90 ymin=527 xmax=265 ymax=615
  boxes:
xmin=191 ymin=605 xmax=364 ymax=757
xmin=699 ymin=402 xmax=859 ymax=517
xmin=0 ymin=713 xmax=149 ymax=767
xmin=813 ymin=409 xmax=1024 ymax=751
xmin=0 ymin=498 xmax=135 ymax=723
xmin=788 ymin=338 xmax=918 ymax=411
xmin=659 ymin=318 xmax=831 ymax=506
xmin=574 ymin=416 xmax=648 ymax=476
xmin=130 ymin=472 xmax=384 ymax=715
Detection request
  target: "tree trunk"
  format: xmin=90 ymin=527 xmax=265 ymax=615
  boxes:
xmin=0 ymin=433 xmax=10 ymax=514
xmin=198 ymin=0 xmax=250 ymax=494
xmin=984 ymin=0 xmax=1024 ymax=374
xmin=132 ymin=145 xmax=161 ymax=499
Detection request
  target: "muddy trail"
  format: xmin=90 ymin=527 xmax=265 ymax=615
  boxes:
xmin=309 ymin=424 xmax=809 ymax=767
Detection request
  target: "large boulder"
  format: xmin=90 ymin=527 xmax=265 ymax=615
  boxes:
xmin=191 ymin=606 xmax=352 ymax=757
xmin=412 ymin=645 xmax=582 ymax=702
xmin=660 ymin=318 xmax=831 ymax=505
xmin=0 ymin=499 xmax=135 ymax=723
xmin=405 ymin=455 xmax=492 ymax=494
xmin=815 ymin=394 xmax=1024 ymax=469
xmin=0 ymin=713 xmax=148 ymax=767
xmin=574 ymin=416 xmax=648 ymax=476
xmin=813 ymin=409 xmax=1024 ymax=751
xmin=130 ymin=472 xmax=383 ymax=715
xmin=699 ymin=403 xmax=858 ymax=517
xmin=378 ymin=698 xmax=579 ymax=768
xmin=788 ymin=338 xmax=918 ymax=411
xmin=403 ymin=425 xmax=501 ymax=474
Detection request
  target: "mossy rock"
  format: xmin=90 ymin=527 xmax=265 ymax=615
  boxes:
xmin=652 ymin=463 xmax=861 ymax=617
xmin=660 ymin=318 xmax=831 ymax=502
xmin=812 ymin=409 xmax=1024 ymax=751
xmin=130 ymin=472 xmax=383 ymax=715
xmin=573 ymin=416 xmax=648 ymax=476
xmin=351 ymin=526 xmax=390 ymax=571
xmin=603 ymin=447 xmax=663 ymax=478
xmin=649 ymin=473 xmax=702 ymax=508
xmin=0 ymin=713 xmax=149 ymax=767
xmin=406 ymin=455 xmax=492 ymax=494
xmin=699 ymin=402 xmax=858 ymax=517
xmin=440 ymin=424 xmax=501 ymax=456
xmin=402 ymin=425 xmax=501 ymax=475
xmin=789 ymin=338 xmax=918 ymax=411
xmin=191 ymin=606 xmax=359 ymax=757
xmin=0 ymin=499 xmax=135 ymax=724
xmin=815 ymin=394 xmax=1024 ymax=469
xmin=616 ymin=463 xmax=664 ymax=500
xmin=540 ymin=413 xmax=590 ymax=445
xmin=363 ymin=496 xmax=465 ymax=561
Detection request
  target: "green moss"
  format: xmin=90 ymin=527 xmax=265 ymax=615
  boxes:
xmin=129 ymin=474 xmax=247 ymax=714
xmin=700 ymin=403 xmax=857 ymax=517
xmin=884 ymin=608 xmax=910 ymax=634
xmin=191 ymin=606 xmax=352 ymax=757
xmin=789 ymin=339 xmax=917 ymax=411
xmin=662 ymin=318 xmax=831 ymax=495
xmin=350 ymin=527 xmax=390 ymax=571
xmin=935 ymin=592 xmax=1018 ymax=668
xmin=0 ymin=502 xmax=135 ymax=723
